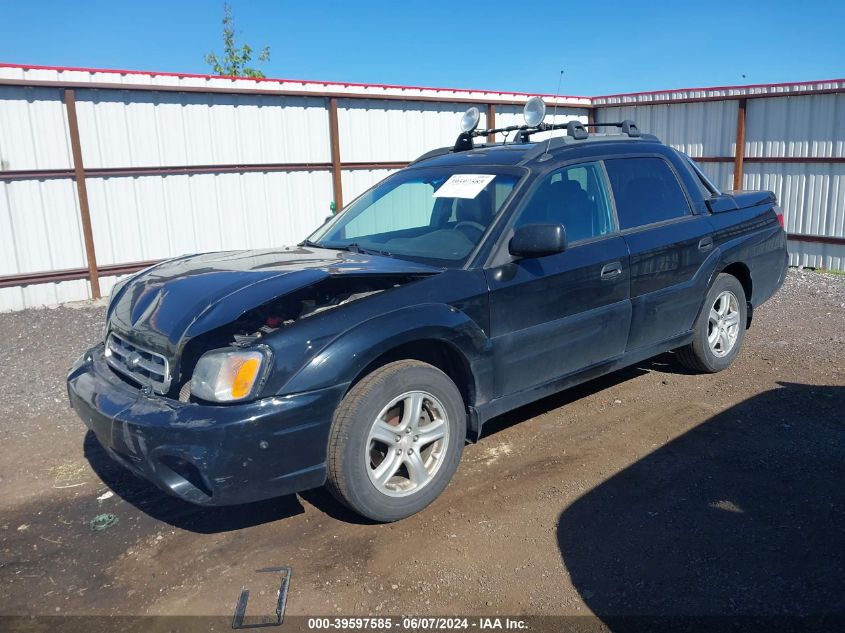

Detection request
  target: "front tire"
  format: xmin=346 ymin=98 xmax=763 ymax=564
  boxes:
xmin=326 ymin=360 xmax=466 ymax=522
xmin=676 ymin=273 xmax=747 ymax=373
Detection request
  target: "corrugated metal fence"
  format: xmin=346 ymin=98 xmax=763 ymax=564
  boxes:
xmin=593 ymin=80 xmax=845 ymax=271
xmin=0 ymin=64 xmax=843 ymax=311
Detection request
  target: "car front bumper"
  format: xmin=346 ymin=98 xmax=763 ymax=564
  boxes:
xmin=67 ymin=344 xmax=348 ymax=506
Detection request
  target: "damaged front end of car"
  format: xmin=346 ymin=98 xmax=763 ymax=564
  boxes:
xmin=68 ymin=246 xmax=440 ymax=505
xmin=114 ymin=273 xmax=424 ymax=404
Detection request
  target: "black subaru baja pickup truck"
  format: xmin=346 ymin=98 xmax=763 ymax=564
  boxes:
xmin=68 ymin=99 xmax=788 ymax=521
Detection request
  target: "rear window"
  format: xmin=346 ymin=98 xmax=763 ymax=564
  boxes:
xmin=604 ymin=157 xmax=691 ymax=230
xmin=684 ymin=153 xmax=721 ymax=197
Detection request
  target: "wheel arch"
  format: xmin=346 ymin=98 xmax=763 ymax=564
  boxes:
xmin=715 ymin=261 xmax=753 ymax=326
xmin=279 ymin=303 xmax=488 ymax=418
xmin=349 ymin=338 xmax=476 ymax=413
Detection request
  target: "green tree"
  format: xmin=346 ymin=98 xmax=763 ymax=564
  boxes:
xmin=204 ymin=3 xmax=270 ymax=78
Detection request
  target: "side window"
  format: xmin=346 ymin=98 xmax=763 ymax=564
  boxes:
xmin=604 ymin=157 xmax=691 ymax=230
xmin=514 ymin=162 xmax=616 ymax=244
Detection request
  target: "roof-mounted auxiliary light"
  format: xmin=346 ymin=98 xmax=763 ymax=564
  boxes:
xmin=448 ymin=97 xmax=648 ymax=154
xmin=454 ymin=106 xmax=481 ymax=151
xmin=523 ymin=96 xmax=546 ymax=127
xmin=460 ymin=106 xmax=481 ymax=133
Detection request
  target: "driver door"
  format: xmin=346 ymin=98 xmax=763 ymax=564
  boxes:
xmin=486 ymin=161 xmax=632 ymax=397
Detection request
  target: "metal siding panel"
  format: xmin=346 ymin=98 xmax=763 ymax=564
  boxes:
xmin=746 ymin=94 xmax=845 ymax=158
xmin=74 ymin=90 xmax=330 ymax=168
xmin=742 ymin=163 xmax=845 ymax=244
xmin=83 ymin=170 xmax=333 ymax=268
xmin=0 ymin=279 xmax=94 ymax=312
xmin=0 ymin=63 xmax=591 ymax=107
xmin=0 ymin=179 xmax=85 ymax=274
xmin=591 ymin=79 xmax=845 ymax=106
xmin=596 ymin=101 xmax=737 ymax=157
xmin=6 ymin=68 xmax=845 ymax=311
xmin=152 ymin=91 xmax=190 ymax=165
xmin=0 ymin=177 xmax=90 ymax=311
xmin=787 ymin=240 xmax=845 ymax=270
xmin=0 ymin=182 xmax=18 ymax=274
xmin=338 ymin=100 xmax=494 ymax=163
xmin=0 ymin=86 xmax=72 ymax=170
xmin=262 ymin=171 xmax=334 ymax=245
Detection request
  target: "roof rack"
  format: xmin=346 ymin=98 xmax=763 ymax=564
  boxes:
xmin=451 ymin=118 xmax=644 ymax=151
xmin=586 ymin=120 xmax=642 ymax=137
xmin=516 ymin=119 xmax=642 ymax=142
xmin=411 ymin=119 xmax=657 ymax=164
xmin=522 ymin=128 xmax=660 ymax=161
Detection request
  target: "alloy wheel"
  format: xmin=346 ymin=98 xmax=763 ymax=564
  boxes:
xmin=707 ymin=290 xmax=740 ymax=357
xmin=365 ymin=390 xmax=450 ymax=497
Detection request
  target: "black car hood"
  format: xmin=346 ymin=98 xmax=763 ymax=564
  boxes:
xmin=107 ymin=246 xmax=440 ymax=355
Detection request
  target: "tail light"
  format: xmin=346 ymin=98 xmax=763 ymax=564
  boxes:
xmin=774 ymin=204 xmax=785 ymax=229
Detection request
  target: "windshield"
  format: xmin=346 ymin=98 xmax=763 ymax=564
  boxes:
xmin=307 ymin=167 xmax=521 ymax=267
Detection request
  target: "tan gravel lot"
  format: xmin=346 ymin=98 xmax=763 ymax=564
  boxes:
xmin=0 ymin=269 xmax=843 ymax=629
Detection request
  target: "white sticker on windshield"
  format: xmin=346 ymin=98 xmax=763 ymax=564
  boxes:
xmin=433 ymin=174 xmax=496 ymax=199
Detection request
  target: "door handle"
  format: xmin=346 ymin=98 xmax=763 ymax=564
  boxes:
xmin=600 ymin=262 xmax=623 ymax=280
xmin=698 ymin=236 xmax=714 ymax=251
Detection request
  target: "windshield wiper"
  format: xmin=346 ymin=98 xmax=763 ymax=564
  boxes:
xmin=338 ymin=243 xmax=394 ymax=258
xmin=302 ymin=241 xmax=393 ymax=257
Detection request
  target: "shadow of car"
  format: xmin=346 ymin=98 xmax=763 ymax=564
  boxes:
xmin=557 ymin=382 xmax=845 ymax=631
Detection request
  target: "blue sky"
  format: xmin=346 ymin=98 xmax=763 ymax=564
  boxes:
xmin=1 ymin=0 xmax=843 ymax=95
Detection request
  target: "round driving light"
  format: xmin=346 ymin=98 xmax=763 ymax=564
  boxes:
xmin=523 ymin=96 xmax=546 ymax=127
xmin=460 ymin=106 xmax=481 ymax=133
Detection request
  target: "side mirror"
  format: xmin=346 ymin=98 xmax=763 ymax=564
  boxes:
xmin=509 ymin=224 xmax=567 ymax=258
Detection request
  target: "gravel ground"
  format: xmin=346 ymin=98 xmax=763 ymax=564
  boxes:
xmin=0 ymin=298 xmax=106 ymax=423
xmin=0 ymin=269 xmax=843 ymax=627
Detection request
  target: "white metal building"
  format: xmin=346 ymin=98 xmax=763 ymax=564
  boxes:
xmin=0 ymin=63 xmax=842 ymax=311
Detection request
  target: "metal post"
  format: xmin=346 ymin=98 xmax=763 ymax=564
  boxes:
xmin=486 ymin=104 xmax=496 ymax=144
xmin=733 ymin=98 xmax=747 ymax=191
xmin=63 ymin=89 xmax=100 ymax=299
xmin=328 ymin=97 xmax=343 ymax=212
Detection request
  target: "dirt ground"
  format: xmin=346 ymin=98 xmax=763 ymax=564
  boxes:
xmin=0 ymin=270 xmax=843 ymax=628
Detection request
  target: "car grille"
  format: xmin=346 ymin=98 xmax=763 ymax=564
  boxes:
xmin=105 ymin=332 xmax=172 ymax=394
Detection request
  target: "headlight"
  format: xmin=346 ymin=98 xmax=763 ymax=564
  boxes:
xmin=190 ymin=348 xmax=269 ymax=403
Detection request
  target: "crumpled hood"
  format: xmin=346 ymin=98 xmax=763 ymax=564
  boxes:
xmin=107 ymin=246 xmax=440 ymax=356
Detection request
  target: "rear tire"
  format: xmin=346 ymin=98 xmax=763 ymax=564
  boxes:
xmin=326 ymin=360 xmax=466 ymax=522
xmin=676 ymin=273 xmax=747 ymax=373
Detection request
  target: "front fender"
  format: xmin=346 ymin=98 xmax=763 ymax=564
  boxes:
xmin=280 ymin=303 xmax=491 ymax=398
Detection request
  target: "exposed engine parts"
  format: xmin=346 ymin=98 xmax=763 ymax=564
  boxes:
xmin=174 ymin=274 xmax=427 ymax=400
xmin=227 ymin=276 xmax=420 ymax=347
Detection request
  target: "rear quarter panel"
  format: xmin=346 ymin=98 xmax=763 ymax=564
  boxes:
xmin=707 ymin=202 xmax=788 ymax=308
